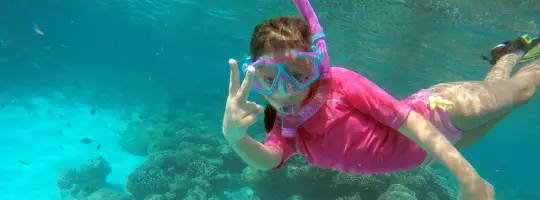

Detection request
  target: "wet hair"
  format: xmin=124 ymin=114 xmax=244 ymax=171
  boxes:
xmin=249 ymin=16 xmax=311 ymax=133
xmin=250 ymin=16 xmax=311 ymax=61
xmin=263 ymin=104 xmax=278 ymax=133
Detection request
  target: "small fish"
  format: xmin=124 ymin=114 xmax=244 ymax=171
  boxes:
xmin=58 ymin=145 xmax=63 ymax=148
xmin=32 ymin=23 xmax=44 ymax=36
xmin=96 ymin=144 xmax=101 ymax=150
xmin=67 ymin=122 xmax=71 ymax=126
xmin=90 ymin=109 xmax=95 ymax=115
xmin=80 ymin=138 xmax=93 ymax=144
xmin=18 ymin=160 xmax=29 ymax=165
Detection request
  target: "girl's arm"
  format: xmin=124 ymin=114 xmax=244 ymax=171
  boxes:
xmin=227 ymin=133 xmax=282 ymax=170
xmin=338 ymin=67 xmax=481 ymax=185
xmin=399 ymin=111 xmax=481 ymax=185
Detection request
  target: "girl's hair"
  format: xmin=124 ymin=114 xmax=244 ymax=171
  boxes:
xmin=249 ymin=16 xmax=311 ymax=133
xmin=250 ymin=16 xmax=311 ymax=61
xmin=263 ymin=104 xmax=278 ymax=133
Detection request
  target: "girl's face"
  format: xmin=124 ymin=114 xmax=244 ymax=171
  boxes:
xmin=255 ymin=50 xmax=317 ymax=113
xmin=264 ymin=83 xmax=313 ymax=112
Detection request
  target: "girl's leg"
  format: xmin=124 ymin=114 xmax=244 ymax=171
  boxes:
xmin=428 ymin=36 xmax=539 ymax=149
xmin=450 ymin=52 xmax=522 ymax=149
xmin=428 ymin=55 xmax=539 ymax=131
xmin=483 ymin=52 xmax=523 ymax=81
xmin=454 ymin=113 xmax=509 ymax=150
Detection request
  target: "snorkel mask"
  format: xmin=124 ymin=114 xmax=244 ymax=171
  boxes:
xmin=241 ymin=0 xmax=330 ymax=137
xmin=242 ymin=41 xmax=323 ymax=96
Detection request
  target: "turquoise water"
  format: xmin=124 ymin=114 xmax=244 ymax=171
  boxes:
xmin=0 ymin=0 xmax=539 ymax=199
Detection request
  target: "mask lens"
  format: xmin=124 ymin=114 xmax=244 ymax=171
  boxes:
xmin=284 ymin=57 xmax=318 ymax=86
xmin=253 ymin=64 xmax=279 ymax=92
xmin=250 ymin=53 xmax=319 ymax=94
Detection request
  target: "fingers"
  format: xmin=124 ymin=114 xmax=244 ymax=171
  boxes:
xmin=238 ymin=112 xmax=259 ymax=128
xmin=228 ymin=59 xmax=240 ymax=96
xmin=255 ymin=104 xmax=264 ymax=113
xmin=245 ymin=101 xmax=264 ymax=113
xmin=237 ymin=65 xmax=255 ymax=103
xmin=235 ymin=102 xmax=263 ymax=126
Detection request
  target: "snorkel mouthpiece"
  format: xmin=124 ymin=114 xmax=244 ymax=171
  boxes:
xmin=282 ymin=127 xmax=297 ymax=137
xmin=280 ymin=105 xmax=297 ymax=137
xmin=280 ymin=104 xmax=296 ymax=115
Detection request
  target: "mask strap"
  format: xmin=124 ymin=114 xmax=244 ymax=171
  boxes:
xmin=311 ymin=33 xmax=326 ymax=52
xmin=312 ymin=33 xmax=325 ymax=42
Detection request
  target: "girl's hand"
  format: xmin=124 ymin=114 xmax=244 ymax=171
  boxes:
xmin=458 ymin=178 xmax=495 ymax=200
xmin=222 ymin=59 xmax=264 ymax=143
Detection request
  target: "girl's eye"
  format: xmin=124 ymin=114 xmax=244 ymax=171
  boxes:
xmin=292 ymin=73 xmax=307 ymax=82
xmin=264 ymin=77 xmax=274 ymax=84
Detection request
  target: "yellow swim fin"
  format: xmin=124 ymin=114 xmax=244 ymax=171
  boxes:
xmin=520 ymin=36 xmax=540 ymax=63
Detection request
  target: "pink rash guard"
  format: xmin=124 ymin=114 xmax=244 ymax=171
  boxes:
xmin=263 ymin=67 xmax=462 ymax=174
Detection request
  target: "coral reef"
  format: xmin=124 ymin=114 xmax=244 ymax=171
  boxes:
xmin=56 ymin=156 xmax=129 ymax=199
xmin=125 ymin=138 xmax=245 ymax=200
xmin=56 ymin=110 xmax=458 ymax=200
xmin=118 ymin=111 xmax=458 ymax=200
xmin=87 ymin=188 xmax=131 ymax=200
xmin=118 ymin=110 xmax=220 ymax=157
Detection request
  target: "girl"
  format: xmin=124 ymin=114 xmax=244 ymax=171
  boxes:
xmin=222 ymin=0 xmax=539 ymax=199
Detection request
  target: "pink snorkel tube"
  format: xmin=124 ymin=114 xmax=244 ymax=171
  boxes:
xmin=280 ymin=0 xmax=331 ymax=137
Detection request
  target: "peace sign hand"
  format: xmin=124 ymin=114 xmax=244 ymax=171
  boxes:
xmin=222 ymin=59 xmax=264 ymax=143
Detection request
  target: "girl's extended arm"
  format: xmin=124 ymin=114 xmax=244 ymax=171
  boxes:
xmin=399 ymin=111 xmax=480 ymax=185
xmin=227 ymin=134 xmax=282 ymax=170
xmin=337 ymin=67 xmax=480 ymax=184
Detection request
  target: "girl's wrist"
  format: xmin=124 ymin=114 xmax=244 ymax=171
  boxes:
xmin=224 ymin=131 xmax=246 ymax=145
xmin=459 ymin=170 xmax=482 ymax=186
